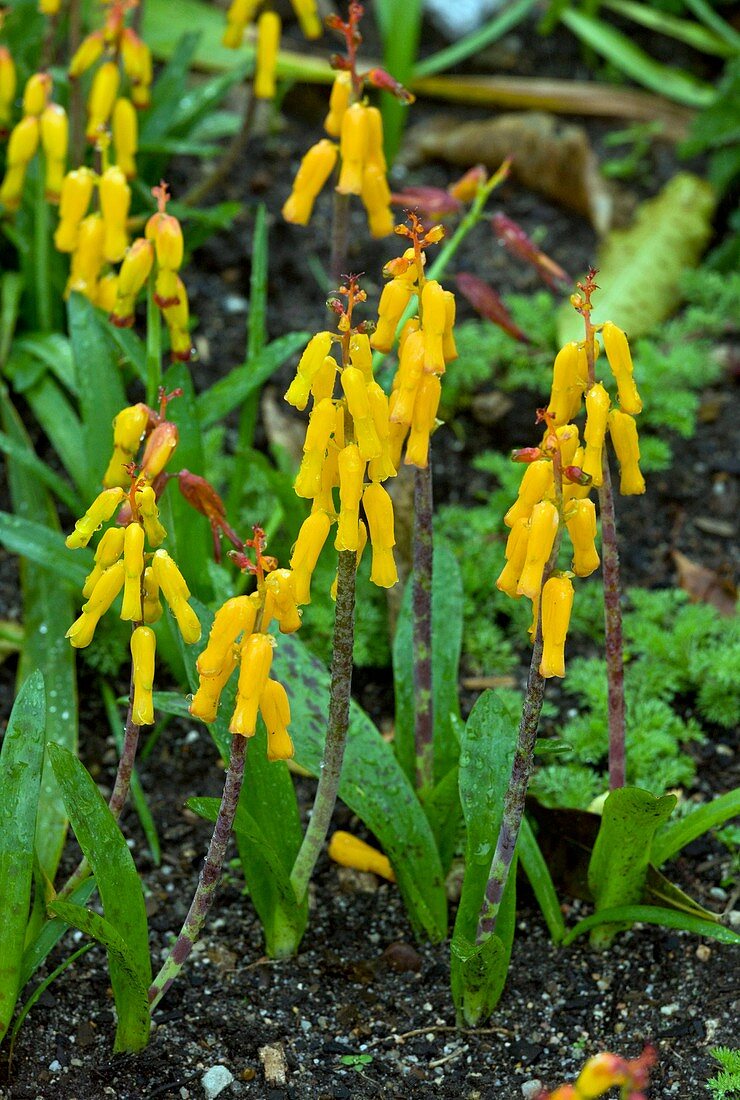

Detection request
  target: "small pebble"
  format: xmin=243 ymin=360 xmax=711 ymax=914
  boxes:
xmin=48 ymin=1061 xmax=62 ymax=1073
xmin=522 ymin=1081 xmax=544 ymax=1098
xmin=695 ymin=944 xmax=711 ymax=962
xmin=709 ymin=887 xmax=728 ymax=902
xmin=224 ymin=294 xmax=248 ymax=314
xmin=660 ymin=1003 xmax=680 ymax=1016
xmin=201 ymin=1065 xmax=234 ymax=1099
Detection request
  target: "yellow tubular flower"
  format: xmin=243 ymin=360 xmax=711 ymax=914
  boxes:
xmin=602 ymin=321 xmax=642 ymax=415
xmin=103 ymin=402 xmax=150 ymax=487
xmin=367 ymin=382 xmax=396 ymax=481
xmin=66 ymin=487 xmax=126 ymax=549
xmin=69 ymin=31 xmax=104 ymax=79
xmin=360 ymin=164 xmax=393 ymax=238
xmin=54 ymin=167 xmax=95 ymax=252
xmin=198 ymin=595 xmax=258 ymax=676
xmin=340 ymin=366 xmax=382 ymax=459
xmin=421 ymin=281 xmax=448 ymax=374
xmin=285 ymin=331 xmax=334 ymax=409
xmin=337 ymin=103 xmax=368 ymax=196
xmin=565 ymin=498 xmax=600 ymax=577
xmin=555 ymin=423 xmax=580 ymax=468
xmin=371 ymin=278 xmax=414 ymax=352
xmin=294 ymin=397 xmax=337 ymax=498
xmin=86 ymin=60 xmax=120 ymax=141
xmin=290 ymin=510 xmax=331 ymax=603
xmin=130 ymin=625 xmax=156 ymax=725
xmin=65 ymin=212 xmax=106 ymax=299
xmin=110 ymin=238 xmax=154 ymax=326
xmin=140 ymin=421 xmax=178 ymax=480
xmin=151 ymin=549 xmax=201 ymax=643
xmin=405 ymin=372 xmax=441 ymax=468
xmin=608 ymin=409 xmax=645 ymax=496
xmin=362 ymin=481 xmax=398 ymax=588
xmin=66 ymin=559 xmax=126 ymax=647
xmin=0 ymin=48 xmax=17 ymax=131
xmin=282 ymin=139 xmax=338 ymax=227
xmin=335 ymin=443 xmax=365 ymax=551
xmin=562 ymin=445 xmax=592 ymax=504
xmin=349 ymin=333 xmax=373 ymax=381
xmin=136 ymin=485 xmax=168 ymax=547
xmin=222 ymin=0 xmax=261 ymax=47
xmin=230 ymin=633 xmax=273 ymax=737
xmin=82 ymin=526 xmax=126 ymax=598
xmin=364 ymin=107 xmax=387 ymax=173
xmin=40 ymin=103 xmax=67 ymax=201
xmin=263 ymin=569 xmax=302 ymax=634
xmin=504 ymin=459 xmax=554 ymax=528
xmin=324 ymin=71 xmax=352 ymax=137
xmin=99 ymin=166 xmax=131 ymax=263
xmin=7 ymin=117 xmax=39 ymax=166
xmin=516 ymin=500 xmax=559 ymax=599
xmin=22 ymin=72 xmax=51 ymax=117
xmin=260 ymin=678 xmax=294 ymax=760
xmin=390 ymin=329 xmax=424 ymax=426
xmin=120 ymin=520 xmax=145 ymax=621
xmin=254 ymin=11 xmax=281 ymax=100
xmin=442 ymin=291 xmax=458 ymax=362
xmin=548 ymin=342 xmax=582 ymax=426
xmin=582 ymin=382 xmax=611 ymax=487
xmin=142 ymin=566 xmax=162 ymax=624
xmin=95 ymin=273 xmax=118 ymax=312
xmin=328 ymin=830 xmax=395 ymax=881
xmin=291 ymin=0 xmax=322 ymax=39
xmin=190 ymin=647 xmax=239 ymax=723
xmin=311 ymin=355 xmax=338 ymax=404
xmin=540 ymin=575 xmax=574 ymax=679
xmin=112 ymin=97 xmax=138 ymax=179
xmin=495 ymin=517 xmax=530 ymax=598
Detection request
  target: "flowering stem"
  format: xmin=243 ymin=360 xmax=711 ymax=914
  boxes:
xmin=413 ymin=454 xmax=434 ymax=792
xmin=330 ymin=192 xmax=351 ymax=287
xmin=34 ymin=158 xmax=52 ymax=333
xmin=182 ymin=87 xmax=256 ymax=209
xmin=290 ymin=548 xmax=357 ymax=902
xmin=148 ymin=734 xmax=247 ymax=1011
xmin=598 ymin=454 xmax=626 ymax=789
xmin=145 ymin=276 xmax=162 ymax=407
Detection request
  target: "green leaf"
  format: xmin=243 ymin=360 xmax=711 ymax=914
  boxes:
xmin=67 ymin=294 xmax=127 ymax=485
xmin=651 ymin=789 xmax=740 ymax=867
xmin=143 ymin=0 xmax=243 ymax=71
xmin=10 ymin=942 xmax=94 ymax=1051
xmin=562 ymin=905 xmax=740 ymax=947
xmin=588 ymin=786 xmax=676 ymax=948
xmin=19 ymin=878 xmax=97 ymax=989
xmin=0 ymin=512 xmax=91 ymax=588
xmin=48 ymin=744 xmax=151 ymax=1050
xmin=375 ymin=0 xmax=423 ymax=162
xmin=0 ymin=672 xmax=46 ymax=1042
xmin=0 ymin=430 xmax=80 ymax=512
xmin=644 ymin=864 xmax=719 ymax=923
xmin=140 ymin=32 xmax=202 ymax=141
xmin=13 ymin=333 xmax=77 ymax=395
xmin=47 ymin=900 xmax=150 ymax=1052
xmin=557 ymin=173 xmax=716 ymax=343
xmin=107 ymin=324 xmax=147 ymax=387
xmin=600 ymin=0 xmax=734 ymax=57
xmin=560 ymin=9 xmax=716 ymax=107
xmin=17 ymin=372 xmax=90 ymax=495
xmin=414 ymin=0 xmax=539 ymax=77
xmin=422 ymin=766 xmax=463 ymax=875
xmin=451 ymin=690 xmax=519 ymax=1023
xmin=518 ymin=815 xmax=566 ymax=944
xmin=197 ymin=332 xmax=309 ymax=428
xmin=393 ymin=540 xmax=464 ymax=787
xmin=0 ymin=272 xmax=23 ymax=367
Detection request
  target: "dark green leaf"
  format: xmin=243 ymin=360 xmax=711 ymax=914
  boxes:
xmin=13 ymin=333 xmax=76 ymax=395
xmin=422 ymin=766 xmax=463 ymax=875
xmin=18 ymin=372 xmax=90 ymax=494
xmin=651 ymin=789 xmax=740 ymax=867
xmin=140 ymin=32 xmax=202 ymax=141
xmin=0 ymin=512 xmax=90 ymax=588
xmin=0 ymin=672 xmax=46 ymax=1042
xmin=414 ymin=0 xmax=538 ymax=77
xmin=562 ymin=905 xmax=740 ymax=947
xmin=644 ymin=864 xmax=719 ymax=922
xmin=518 ymin=815 xmax=566 ymax=944
xmin=19 ymin=878 xmax=97 ymax=989
xmin=107 ymin=324 xmax=147 ymax=386
xmin=197 ymin=332 xmax=309 ymax=428
xmin=0 ymin=430 xmax=80 ymax=512
xmin=0 ymin=272 xmax=23 ymax=367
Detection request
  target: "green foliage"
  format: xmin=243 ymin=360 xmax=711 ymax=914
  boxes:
xmin=707 ymin=1048 xmax=740 ymax=1100
xmin=682 ymin=58 xmax=740 ymax=197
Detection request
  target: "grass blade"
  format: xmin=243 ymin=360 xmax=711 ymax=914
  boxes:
xmin=563 ymin=905 xmax=740 ymax=947
xmin=0 ymin=512 xmax=91 ymax=587
xmin=375 ymin=0 xmax=423 ymax=162
xmin=601 ymin=0 xmax=735 ymax=57
xmin=651 ymin=789 xmax=740 ymax=867
xmin=518 ymin=815 xmax=566 ymax=944
xmin=197 ymin=331 xmax=309 ymax=428
xmin=0 ymin=431 xmax=81 ymax=513
xmin=415 ymin=0 xmax=538 ymax=77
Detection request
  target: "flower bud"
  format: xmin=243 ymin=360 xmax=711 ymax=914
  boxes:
xmin=602 ymin=321 xmax=642 ymax=415
xmin=149 ymin=212 xmax=183 ymax=273
xmin=86 ymin=60 xmax=120 ymax=141
xmin=260 ymin=678 xmax=294 ymax=760
xmin=371 ymin=278 xmax=414 ymax=352
xmin=103 ymin=402 xmax=151 ymax=487
xmin=517 ymin=500 xmax=559 ymax=599
xmin=548 ymin=342 xmax=582 ymax=426
xmin=254 ymin=11 xmax=281 ymax=99
xmin=69 ymin=31 xmax=104 ymax=78
xmin=282 ymin=138 xmax=338 ymax=226
xmin=230 ymin=632 xmax=273 ymax=737
xmin=130 ymin=625 xmax=156 ymax=725
xmin=54 ymin=167 xmax=95 ymax=251
xmin=405 ymin=372 xmax=441 ymax=468
xmin=328 ymin=830 xmax=395 ymax=881
xmin=565 ymin=498 xmax=600 ymax=576
xmin=337 ymin=103 xmax=367 ymax=196
xmin=348 ymin=333 xmax=374 ymax=382
xmin=292 ymin=0 xmax=322 ymax=40
xmin=362 ymin=481 xmax=397 ymax=588
xmin=336 ymin=443 xmax=365 ymax=551
xmin=198 ymin=595 xmax=258 ymax=676
xmin=141 ymin=421 xmax=179 ymax=480
xmin=82 ymin=526 xmax=126 ymax=598
xmin=40 ymin=103 xmax=67 ymax=188
xmin=142 ymin=565 xmax=162 ymax=624
xmin=112 ymin=96 xmax=138 ymax=179
xmin=324 ymin=71 xmax=351 ymax=138
xmin=310 ymin=355 xmax=338 ymax=404
xmin=99 ymin=165 xmax=131 ymax=263
xmin=136 ymin=484 xmax=168 ymax=546
xmin=496 ymin=517 xmax=530 ymax=598
xmin=120 ymin=521 xmax=145 ymax=621
xmin=22 ymin=72 xmax=51 ymax=117
xmin=504 ymin=459 xmax=553 ymax=528
xmin=290 ymin=510 xmax=331 ymax=603
xmin=222 ymin=0 xmax=261 ymax=47
xmin=608 ymin=409 xmax=645 ymax=496
xmin=263 ymin=569 xmax=302 ymax=634
xmin=360 ymin=164 xmax=393 ymax=239
xmin=421 ymin=280 xmax=447 ymax=375
xmin=66 ymin=487 xmax=126 ymax=549
xmin=555 ymin=422 xmax=580 ymax=468
xmin=539 ymin=575 xmax=574 ymax=678
xmin=582 ymin=382 xmax=610 ymax=488
xmin=285 ymin=331 xmax=334 ymax=409
xmin=7 ymin=115 xmax=40 ymax=166
xmin=190 ymin=646 xmax=239 ymax=723
xmin=0 ymin=48 xmax=17 ymax=134
xmin=66 ymin=559 xmax=126 ymax=647
xmin=65 ymin=213 xmax=105 ymax=299
xmin=151 ymin=549 xmax=201 ymax=643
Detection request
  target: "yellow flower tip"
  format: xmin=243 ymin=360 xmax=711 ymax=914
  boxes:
xmin=254 ymin=10 xmax=281 ymax=100
xmin=190 ymin=647 xmax=239 ymax=724
xmin=608 ymin=409 xmax=645 ymax=496
xmin=112 ymin=98 xmax=138 ymax=180
xmin=290 ymin=510 xmax=332 ymax=604
xmin=82 ymin=525 xmax=126 ymax=599
xmin=539 ymin=575 xmax=574 ymax=679
xmin=328 ymin=830 xmax=395 ymax=882
xmin=264 ymin=569 xmax=302 ymax=634
xmin=151 ymin=549 xmax=201 ymax=644
xmin=142 ymin=566 xmax=162 ymax=625
xmin=504 ymin=459 xmax=554 ymax=528
xmin=120 ymin=520 xmax=145 ymax=622
xmin=85 ymin=61 xmax=120 ymax=141
xmin=40 ymin=102 xmax=68 ymax=164
xmin=324 ymin=71 xmax=351 ymax=138
xmin=22 ymin=72 xmax=51 ymax=118
xmin=230 ymin=632 xmax=274 ymax=737
xmin=292 ymin=0 xmax=322 ymax=39
xmin=602 ymin=321 xmax=642 ymax=415
xmin=285 ymin=331 xmax=334 ymax=408
xmin=283 ymin=139 xmax=338 ymax=228
xmin=66 ymin=487 xmax=126 ymax=549
xmin=582 ymin=381 xmax=611 ymax=487
xmin=371 ymin=278 xmax=414 ymax=353
xmin=198 ymin=595 xmax=258 ymax=676
xmin=130 ymin=625 xmax=156 ymax=725
xmin=140 ymin=421 xmax=179 ymax=480
xmin=516 ymin=501 xmax=559 ymax=599
xmin=69 ymin=31 xmax=104 ymax=79
xmin=260 ymin=678 xmax=293 ymax=760
xmin=362 ymin=482 xmax=398 ymax=588
xmin=496 ymin=517 xmax=530 ymax=598
xmin=336 ymin=103 xmax=368 ymax=196
xmin=548 ymin=342 xmax=583 ymax=426
xmin=565 ymin=498 xmax=600 ymax=577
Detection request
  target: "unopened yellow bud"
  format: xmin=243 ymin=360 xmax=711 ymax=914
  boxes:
xmin=198 ymin=595 xmax=258 ymax=676
xmin=337 ymin=103 xmax=368 ymax=196
xmin=405 ymin=372 xmax=441 ymax=468
xmin=390 ymin=329 xmax=424 ymax=427
xmin=566 ymin=498 xmax=600 ymax=576
xmin=140 ymin=421 xmax=178 ymax=480
xmin=40 ymin=103 xmax=67 ymax=170
xmin=112 ymin=97 xmax=138 ymax=179
xmin=361 ymin=164 xmax=393 ymax=238
xmin=540 ymin=575 xmax=574 ymax=679
xmin=496 ymin=517 xmax=530 ymax=598
xmin=324 ymin=71 xmax=351 ymax=137
xmin=328 ymin=830 xmax=395 ymax=881
xmin=362 ymin=481 xmax=397 ymax=588
xmin=151 ymin=212 xmax=183 ymax=274
xmin=99 ymin=166 xmax=130 ymax=263
xmin=54 ymin=167 xmax=95 ymax=251
xmin=23 ymin=72 xmax=51 ymax=117
xmin=582 ymin=382 xmax=611 ymax=487
xmin=341 ymin=366 xmax=382 ymax=460
xmin=260 ymin=678 xmax=294 ymax=760
xmin=555 ymin=422 xmax=580 ymax=468
xmin=120 ymin=521 xmax=145 ymax=621
xmin=602 ymin=321 xmax=642 ymax=415
xmin=82 ymin=525 xmax=126 ymax=598
xmin=335 ymin=444 xmax=365 ymax=551
xmin=66 ymin=559 xmax=125 ymax=647
xmin=311 ymin=355 xmax=338 ymax=404
xmin=0 ymin=48 xmax=17 ymax=131
xmin=608 ymin=409 xmax=645 ymax=495
xmin=230 ymin=632 xmax=273 ymax=737
xmin=130 ymin=625 xmax=156 ymax=725
xmin=7 ymin=115 xmax=40 ymax=166
xmin=66 ymin=487 xmax=125 ymax=549
xmin=548 ymin=342 xmax=583 ymax=426
xmin=254 ymin=11 xmax=281 ymax=99
xmin=290 ymin=510 xmax=331 ymax=603
xmin=421 ymin=280 xmax=447 ymax=375
xmin=142 ymin=566 xmax=162 ymax=624
xmin=190 ymin=646 xmax=239 ymax=723
xmin=291 ymin=0 xmax=322 ymax=39
xmin=86 ymin=60 xmax=120 ymax=141
xmin=103 ymin=402 xmax=150 ymax=487
xmin=371 ymin=278 xmax=414 ymax=352
xmin=517 ymin=500 xmax=559 ymax=599
xmin=263 ymin=569 xmax=302 ymax=634
xmin=69 ymin=31 xmax=104 ymax=78
xmin=136 ymin=484 xmax=167 ymax=546
xmin=282 ymin=138 xmax=338 ymax=226
xmin=285 ymin=331 xmax=334 ymax=409
xmin=504 ymin=459 xmax=553 ymax=528
xmin=151 ymin=549 xmax=201 ymax=643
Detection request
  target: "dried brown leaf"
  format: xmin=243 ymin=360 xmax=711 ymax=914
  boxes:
xmin=671 ymin=550 xmax=737 ymax=617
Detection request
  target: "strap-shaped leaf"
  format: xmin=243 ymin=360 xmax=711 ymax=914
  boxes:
xmin=651 ymin=789 xmax=740 ymax=867
xmin=563 ymin=905 xmax=740 ymax=948
xmin=197 ymin=332 xmax=309 ymax=427
xmin=0 ymin=512 xmax=90 ymax=588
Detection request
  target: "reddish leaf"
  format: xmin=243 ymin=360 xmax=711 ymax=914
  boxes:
xmin=672 ymin=550 xmax=737 ymax=617
xmin=390 ymin=186 xmax=462 ymax=217
xmin=455 ymin=272 xmax=529 ymax=343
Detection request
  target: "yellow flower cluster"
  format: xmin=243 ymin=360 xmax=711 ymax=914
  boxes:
xmin=284 ymin=285 xmax=400 ymax=594
xmin=0 ymin=71 xmax=67 ymax=210
xmin=223 ymin=0 xmax=321 ymax=100
xmin=54 ymin=161 xmax=130 ymax=306
xmin=282 ymin=76 xmax=393 ymax=238
xmin=69 ymin=0 xmax=151 ymax=165
xmin=496 ymin=323 xmax=644 ymax=679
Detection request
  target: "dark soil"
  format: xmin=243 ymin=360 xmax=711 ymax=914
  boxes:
xmin=1 ymin=9 xmax=739 ymax=1100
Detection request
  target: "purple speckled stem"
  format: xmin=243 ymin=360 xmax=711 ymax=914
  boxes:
xmin=598 ymin=452 xmax=626 ymax=789
xmin=148 ymin=734 xmax=247 ymax=1011
xmin=330 ymin=192 xmax=351 ymax=287
xmin=413 ymin=456 xmax=434 ymax=792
